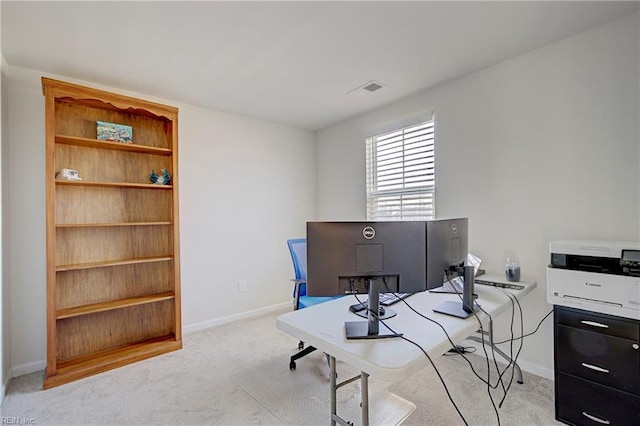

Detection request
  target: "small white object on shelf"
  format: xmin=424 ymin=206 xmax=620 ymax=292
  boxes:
xmin=56 ymin=168 xmax=82 ymax=181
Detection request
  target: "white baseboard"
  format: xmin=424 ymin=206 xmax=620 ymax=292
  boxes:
xmin=513 ymin=358 xmax=554 ymax=381
xmin=11 ymin=359 xmax=46 ymax=378
xmin=1 ymin=369 xmax=11 ymax=401
xmin=183 ymin=301 xmax=290 ymax=334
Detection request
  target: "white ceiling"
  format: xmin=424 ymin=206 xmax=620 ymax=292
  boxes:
xmin=2 ymin=1 xmax=638 ymax=131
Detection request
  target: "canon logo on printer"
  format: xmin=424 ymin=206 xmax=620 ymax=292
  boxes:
xmin=585 ymin=282 xmax=602 ymax=287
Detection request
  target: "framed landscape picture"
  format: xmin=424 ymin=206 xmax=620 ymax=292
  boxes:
xmin=96 ymin=121 xmax=133 ymax=143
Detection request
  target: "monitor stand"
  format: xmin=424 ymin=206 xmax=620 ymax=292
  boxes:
xmin=345 ymin=278 xmax=402 ymax=340
xmin=433 ymin=265 xmax=479 ymax=319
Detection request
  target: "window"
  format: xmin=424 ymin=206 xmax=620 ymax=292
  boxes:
xmin=366 ymin=118 xmax=435 ymax=221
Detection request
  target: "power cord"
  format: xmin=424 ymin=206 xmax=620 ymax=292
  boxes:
xmin=352 ymin=278 xmax=470 ymax=426
xmin=485 ymin=289 xmax=523 ymax=409
xmin=493 ymin=309 xmax=552 ymax=345
xmin=447 ymin=274 xmax=501 ymax=426
xmin=368 ymin=296 xmax=469 ymax=426
xmin=388 ymin=273 xmax=530 ymax=426
xmin=349 ymin=276 xmax=532 ymax=426
xmin=455 ymin=277 xmax=530 ymax=414
xmin=380 ymin=278 xmax=510 ymax=390
xmin=382 ymin=320 xmax=469 ymax=426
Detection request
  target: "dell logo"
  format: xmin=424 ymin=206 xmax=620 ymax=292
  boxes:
xmin=363 ymin=226 xmax=376 ymax=240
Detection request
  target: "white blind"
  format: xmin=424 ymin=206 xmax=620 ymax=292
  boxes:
xmin=366 ymin=119 xmax=435 ymax=221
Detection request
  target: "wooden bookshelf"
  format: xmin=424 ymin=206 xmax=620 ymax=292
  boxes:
xmin=42 ymin=77 xmax=182 ymax=389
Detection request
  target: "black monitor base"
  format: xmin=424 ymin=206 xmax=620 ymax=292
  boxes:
xmin=433 ymin=300 xmax=479 ymax=319
xmin=345 ymin=321 xmax=402 ymax=340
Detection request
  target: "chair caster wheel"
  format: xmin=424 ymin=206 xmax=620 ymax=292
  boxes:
xmin=289 ymin=361 xmax=296 ymax=370
xmin=298 ymin=342 xmax=304 ymax=350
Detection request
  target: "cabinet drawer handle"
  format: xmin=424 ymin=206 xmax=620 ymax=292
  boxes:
xmin=581 ymin=362 xmax=609 ymax=374
xmin=582 ymin=412 xmax=610 ymax=424
xmin=580 ymin=320 xmax=609 ymax=328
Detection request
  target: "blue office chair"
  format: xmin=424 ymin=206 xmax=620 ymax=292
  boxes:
xmin=287 ymin=238 xmax=340 ymax=370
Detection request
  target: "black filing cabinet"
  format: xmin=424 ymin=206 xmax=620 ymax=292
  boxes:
xmin=554 ymin=305 xmax=640 ymax=425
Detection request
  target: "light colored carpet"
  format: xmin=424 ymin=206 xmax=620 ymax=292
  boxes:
xmin=232 ymin=350 xmax=415 ymax=425
xmin=1 ymin=308 xmax=559 ymax=425
xmin=388 ymin=352 xmax=557 ymax=425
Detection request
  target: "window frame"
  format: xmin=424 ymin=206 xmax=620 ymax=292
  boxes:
xmin=365 ymin=116 xmax=435 ymax=221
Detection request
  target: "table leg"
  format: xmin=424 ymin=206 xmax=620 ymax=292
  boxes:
xmin=486 ymin=320 xmax=524 ymax=384
xmin=330 ymin=356 xmax=337 ymax=426
xmin=329 ymin=357 xmax=372 ymax=426
xmin=361 ymin=371 xmax=370 ymax=426
xmin=490 ymin=341 xmax=524 ymax=384
xmin=469 ymin=324 xmax=524 ymax=384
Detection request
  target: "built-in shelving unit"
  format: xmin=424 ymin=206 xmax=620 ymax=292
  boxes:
xmin=42 ymin=77 xmax=182 ymax=389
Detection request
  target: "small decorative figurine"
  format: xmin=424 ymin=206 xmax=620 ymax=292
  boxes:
xmin=149 ymin=169 xmax=171 ymax=185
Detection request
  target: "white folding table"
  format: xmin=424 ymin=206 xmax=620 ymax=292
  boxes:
xmin=276 ymin=275 xmax=537 ymax=425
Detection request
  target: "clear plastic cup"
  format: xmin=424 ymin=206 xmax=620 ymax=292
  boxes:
xmin=505 ymin=257 xmax=521 ymax=282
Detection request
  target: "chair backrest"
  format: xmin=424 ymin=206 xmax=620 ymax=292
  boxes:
xmin=287 ymin=238 xmax=307 ymax=296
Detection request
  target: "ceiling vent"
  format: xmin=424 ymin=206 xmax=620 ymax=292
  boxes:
xmin=348 ymin=80 xmax=385 ymax=95
xmin=363 ymin=81 xmax=384 ymax=92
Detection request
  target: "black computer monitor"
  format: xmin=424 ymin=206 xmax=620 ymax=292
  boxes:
xmin=307 ymin=221 xmax=428 ymax=297
xmin=426 ymin=217 xmax=469 ymax=288
xmin=427 ymin=218 xmax=478 ymax=318
xmin=307 ymin=218 xmax=469 ymax=295
xmin=306 ymin=218 xmax=469 ymax=339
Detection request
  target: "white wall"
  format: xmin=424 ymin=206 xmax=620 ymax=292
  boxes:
xmin=0 ymin=0 xmax=7 ymax=398
xmin=0 ymin=55 xmax=7 ymax=397
xmin=6 ymin=66 xmax=316 ymax=375
xmin=316 ymin=13 xmax=639 ymax=378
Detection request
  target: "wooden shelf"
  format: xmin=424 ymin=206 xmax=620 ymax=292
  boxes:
xmin=57 ymin=292 xmax=175 ymax=319
xmin=44 ymin=336 xmax=182 ymax=389
xmin=55 ymin=135 xmax=172 ymax=156
xmin=56 ymin=256 xmax=173 ymax=272
xmin=44 ymin=77 xmax=181 ymax=388
xmin=56 ymin=179 xmax=173 ymax=189
xmin=56 ymin=221 xmax=172 ymax=228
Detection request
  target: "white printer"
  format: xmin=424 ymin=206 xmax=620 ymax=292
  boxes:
xmin=547 ymin=239 xmax=640 ymax=320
